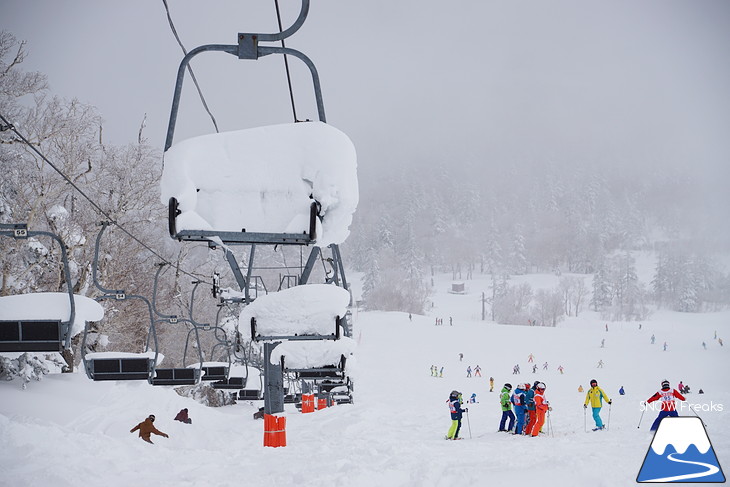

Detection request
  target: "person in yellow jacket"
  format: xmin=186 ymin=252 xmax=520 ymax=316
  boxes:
xmin=584 ymin=379 xmax=611 ymax=431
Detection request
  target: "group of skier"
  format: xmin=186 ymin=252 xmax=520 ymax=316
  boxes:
xmin=446 ymin=378 xmax=689 ymax=439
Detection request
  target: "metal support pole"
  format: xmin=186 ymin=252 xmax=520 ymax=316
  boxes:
xmin=263 ymin=342 xmax=285 ymax=415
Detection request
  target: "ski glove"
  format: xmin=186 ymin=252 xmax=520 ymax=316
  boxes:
xmin=583 ymin=404 xmax=587 ymax=409
xmin=608 ymin=400 xmax=612 ymax=405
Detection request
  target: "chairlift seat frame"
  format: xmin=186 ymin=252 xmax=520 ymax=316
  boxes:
xmin=0 ymin=320 xmax=63 ymax=353
xmin=151 ymin=367 xmax=201 ymax=386
xmin=86 ymin=357 xmax=153 ymax=381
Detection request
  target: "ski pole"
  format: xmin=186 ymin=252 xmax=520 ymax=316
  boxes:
xmin=583 ymin=406 xmax=587 ymax=432
xmin=606 ymin=403 xmax=612 ymax=431
xmin=637 ymin=405 xmax=645 ymax=429
xmin=688 ymin=404 xmax=707 ymax=427
xmin=465 ymin=409 xmax=472 ymax=439
xmin=548 ymin=409 xmax=554 ymax=437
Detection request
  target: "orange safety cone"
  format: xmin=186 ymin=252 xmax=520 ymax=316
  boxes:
xmin=302 ymin=393 xmax=315 ymax=413
xmin=264 ymin=414 xmax=287 ymax=447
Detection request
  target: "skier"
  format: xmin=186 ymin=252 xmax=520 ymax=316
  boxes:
xmin=557 ymin=365 xmax=564 ymax=374
xmin=526 ymin=382 xmax=550 ymax=437
xmin=601 ymin=338 xmax=605 ymax=348
xmin=644 ymin=380 xmax=686 ymax=430
xmin=446 ymin=390 xmax=467 ymax=440
xmin=703 ymin=342 xmax=707 ymax=350
xmin=651 ymin=334 xmax=655 ymax=344
xmin=578 ymin=385 xmax=584 ymax=393
xmin=439 ymin=366 xmax=444 ymax=378
xmin=542 ymin=362 xmax=548 ymax=370
xmin=511 ymin=383 xmax=527 ymax=435
xmin=474 ymin=365 xmax=482 ymax=377
xmin=469 ymin=393 xmax=477 ymax=403
xmin=597 ymin=360 xmax=604 ymax=368
xmin=490 ymin=376 xmax=495 ymax=391
xmin=524 ymin=381 xmax=537 ymax=429
xmin=466 ymin=366 xmax=472 ymax=378
xmin=532 ymin=364 xmax=538 ymax=373
xmin=130 ymin=414 xmax=169 ymax=444
xmin=498 ymin=383 xmax=515 ymax=432
xmin=605 ymin=323 xmax=608 ymax=332
xmin=584 ymin=379 xmax=612 ymax=431
xmin=174 ymin=408 xmax=192 ymax=424
xmin=459 ymin=353 xmax=464 ymax=361
xmin=408 ymin=313 xmax=412 ymax=322
xmin=678 ymin=381 xmax=684 ymax=392
xmin=449 ymin=316 xmax=453 ymax=326
xmin=663 ymin=342 xmax=668 ymax=351
xmin=528 ymin=353 xmax=535 ymax=363
xmin=720 ymin=338 xmax=724 ymax=347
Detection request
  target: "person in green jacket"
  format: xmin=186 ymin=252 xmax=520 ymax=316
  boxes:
xmin=584 ymin=379 xmax=612 ymax=431
xmin=498 ymin=383 xmax=515 ymax=432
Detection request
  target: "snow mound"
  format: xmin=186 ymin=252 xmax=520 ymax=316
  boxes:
xmin=160 ymin=121 xmax=358 ymax=247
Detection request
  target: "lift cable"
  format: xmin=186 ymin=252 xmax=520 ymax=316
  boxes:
xmin=274 ymin=0 xmax=299 ymax=122
xmin=161 ymin=0 xmax=220 ymax=133
xmin=0 ymin=111 xmax=211 ymax=285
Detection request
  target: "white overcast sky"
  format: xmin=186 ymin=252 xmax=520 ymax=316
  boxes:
xmin=4 ymin=0 xmax=730 ymax=202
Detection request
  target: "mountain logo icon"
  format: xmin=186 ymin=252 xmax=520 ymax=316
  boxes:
xmin=637 ymin=416 xmax=726 ymax=483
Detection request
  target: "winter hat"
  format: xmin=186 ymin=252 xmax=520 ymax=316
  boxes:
xmin=504 ymin=383 xmax=512 ymax=391
xmin=661 ymin=380 xmax=670 ymax=389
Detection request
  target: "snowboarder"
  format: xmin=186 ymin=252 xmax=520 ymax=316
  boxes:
xmin=446 ymin=390 xmax=466 ymax=440
xmin=469 ymin=392 xmax=478 ymax=403
xmin=526 ymin=382 xmax=550 ymax=437
xmin=619 ymin=386 xmax=625 ymax=395
xmin=490 ymin=376 xmax=495 ymax=391
xmin=578 ymin=385 xmax=584 ymax=393
xmin=466 ymin=366 xmax=472 ymax=378
xmin=174 ymin=408 xmax=192 ymax=424
xmin=584 ymin=379 xmax=611 ymax=431
xmin=474 ymin=365 xmax=482 ymax=377
xmin=644 ymin=380 xmax=686 ymax=430
xmin=597 ymin=360 xmax=604 ymax=368
xmin=499 ymin=383 xmax=515 ymax=432
xmin=130 ymin=414 xmax=169 ymax=444
xmin=511 ymin=383 xmax=527 ymax=435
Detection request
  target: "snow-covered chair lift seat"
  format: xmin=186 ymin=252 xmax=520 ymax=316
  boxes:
xmin=162 ymin=121 xmax=358 ymax=247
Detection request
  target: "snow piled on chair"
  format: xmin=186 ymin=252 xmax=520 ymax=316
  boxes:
xmin=160 ymin=121 xmax=358 ymax=247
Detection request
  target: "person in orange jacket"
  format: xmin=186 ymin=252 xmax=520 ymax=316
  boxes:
xmin=130 ymin=414 xmax=169 ymax=444
xmin=525 ymin=382 xmax=551 ymax=437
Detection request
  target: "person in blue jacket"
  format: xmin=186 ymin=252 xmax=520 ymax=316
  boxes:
xmin=511 ymin=383 xmax=527 ymax=435
xmin=446 ymin=390 xmax=467 ymax=440
xmin=524 ymin=381 xmax=538 ymax=427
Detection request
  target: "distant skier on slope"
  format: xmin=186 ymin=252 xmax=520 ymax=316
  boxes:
xmin=644 ymin=379 xmax=686 ymax=431
xmin=584 ymin=379 xmax=611 ymax=431
xmin=446 ymin=390 xmax=466 ymax=440
xmin=498 ymin=383 xmax=515 ymax=432
xmin=490 ymin=376 xmax=495 ymax=391
xmin=466 ymin=366 xmax=472 ymax=378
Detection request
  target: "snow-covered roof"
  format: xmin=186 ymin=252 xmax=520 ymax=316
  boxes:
xmin=0 ymin=293 xmax=104 ymax=338
xmin=239 ymin=284 xmax=350 ymax=337
xmin=160 ymin=121 xmax=358 ymax=247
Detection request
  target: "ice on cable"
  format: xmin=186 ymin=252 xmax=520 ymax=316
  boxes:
xmin=161 ymin=121 xmax=358 ymax=247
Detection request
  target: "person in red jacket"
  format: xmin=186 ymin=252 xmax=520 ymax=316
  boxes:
xmin=526 ymin=382 xmax=551 ymax=437
xmin=174 ymin=408 xmax=192 ymax=424
xmin=645 ymin=380 xmax=686 ymax=430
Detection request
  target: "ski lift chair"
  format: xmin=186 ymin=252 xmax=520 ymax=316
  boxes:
xmin=83 ymin=222 xmax=159 ymax=381
xmin=0 ymin=224 xmax=75 ymax=353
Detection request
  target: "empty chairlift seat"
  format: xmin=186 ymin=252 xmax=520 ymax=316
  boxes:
xmin=87 ymin=357 xmax=153 ymax=381
xmin=161 ymin=122 xmax=358 ymax=247
xmin=151 ymin=367 xmax=201 ymax=386
xmin=0 ymin=292 xmax=104 ymax=353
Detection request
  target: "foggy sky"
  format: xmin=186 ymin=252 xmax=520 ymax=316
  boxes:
xmin=4 ymin=1 xmax=730 ymax=217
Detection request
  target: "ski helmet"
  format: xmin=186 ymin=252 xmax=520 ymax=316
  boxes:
xmin=536 ymin=382 xmax=546 ymax=390
xmin=504 ymin=383 xmax=512 ymax=391
xmin=590 ymin=379 xmax=598 ymax=386
xmin=661 ymin=380 xmax=670 ymax=389
xmin=450 ymin=390 xmax=460 ymax=397
xmin=533 ymin=380 xmax=540 ymax=388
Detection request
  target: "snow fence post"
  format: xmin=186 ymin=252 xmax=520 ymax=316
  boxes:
xmin=263 ymin=414 xmax=287 ymax=447
xmin=302 ymin=394 xmax=315 ymax=413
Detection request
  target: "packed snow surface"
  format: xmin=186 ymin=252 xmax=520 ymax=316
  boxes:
xmin=161 ymin=122 xmax=358 ymax=246
xmin=1 ymin=273 xmax=728 ymax=486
